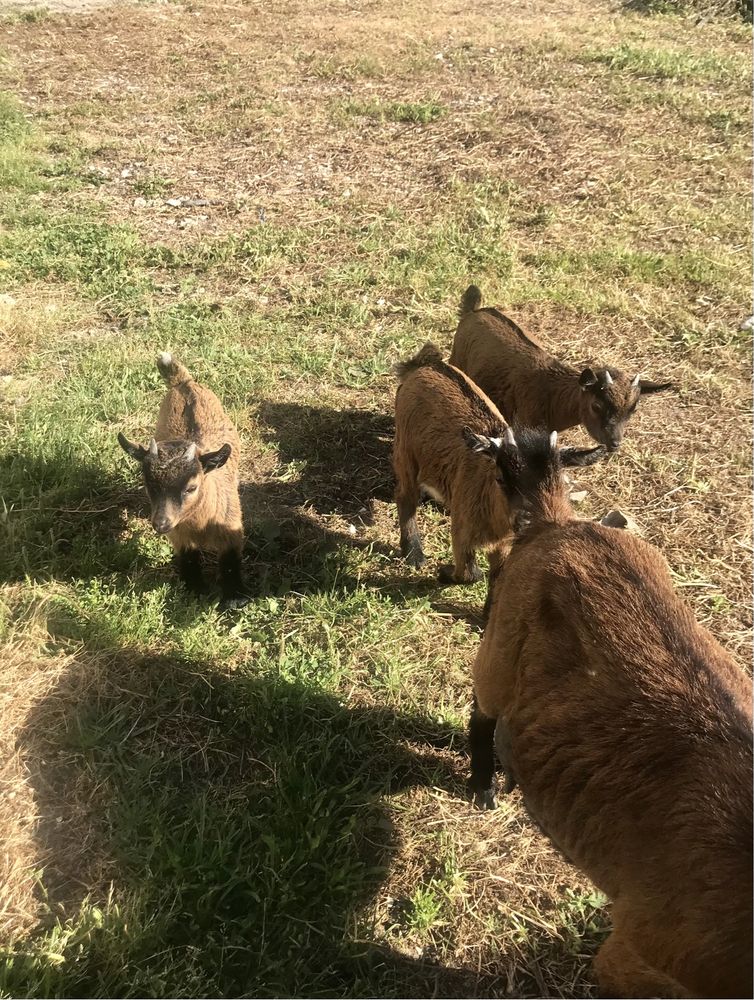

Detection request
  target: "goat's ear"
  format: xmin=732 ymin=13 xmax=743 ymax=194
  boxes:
xmin=578 ymin=368 xmax=598 ymax=391
xmin=117 ymin=432 xmax=147 ymax=463
xmin=461 ymin=427 xmax=502 ymax=458
xmin=638 ymin=379 xmax=672 ymax=395
xmin=560 ymin=445 xmax=606 ymax=468
xmin=462 ymin=426 xmax=502 ymax=457
xmin=199 ymin=443 xmax=232 ymax=472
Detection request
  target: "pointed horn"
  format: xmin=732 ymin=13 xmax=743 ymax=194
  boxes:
xmin=631 ymin=373 xmax=641 ymax=388
xmin=148 ymin=437 xmax=158 ymax=458
xmin=603 ymin=370 xmax=613 ymax=385
xmin=503 ymin=427 xmax=516 ymax=447
xmin=549 ymin=431 xmax=558 ymax=449
xmin=184 ymin=442 xmax=197 ymax=462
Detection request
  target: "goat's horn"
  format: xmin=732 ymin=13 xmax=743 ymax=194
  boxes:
xmin=549 ymin=431 xmax=558 ymax=449
xmin=631 ymin=373 xmax=641 ymax=387
xmin=503 ymin=427 xmax=516 ymax=447
xmin=184 ymin=442 xmax=197 ymax=462
xmin=603 ymin=370 xmax=613 ymax=385
xmin=148 ymin=437 xmax=158 ymax=458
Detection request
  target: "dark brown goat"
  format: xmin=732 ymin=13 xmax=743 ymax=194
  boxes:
xmin=393 ymin=344 xmax=603 ymax=591
xmin=118 ymin=352 xmax=248 ymax=609
xmin=465 ymin=426 xmax=752 ymax=999
xmin=450 ymin=285 xmax=671 ymax=451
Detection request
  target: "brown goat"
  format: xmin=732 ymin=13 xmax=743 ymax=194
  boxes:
xmin=465 ymin=426 xmax=752 ymax=999
xmin=118 ymin=352 xmax=248 ymax=609
xmin=450 ymin=285 xmax=671 ymax=451
xmin=393 ymin=344 xmax=603 ymax=592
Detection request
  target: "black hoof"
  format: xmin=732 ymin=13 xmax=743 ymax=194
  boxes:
xmin=475 ymin=788 xmax=497 ymax=811
xmin=218 ymin=594 xmax=250 ymax=612
xmin=467 ymin=778 xmax=497 ymax=811
xmin=438 ymin=563 xmax=458 ymax=584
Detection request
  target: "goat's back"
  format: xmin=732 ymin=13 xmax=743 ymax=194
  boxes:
xmin=156 ymin=375 xmax=240 ymax=469
xmin=477 ymin=519 xmax=753 ymax=996
xmin=396 ymin=357 xmax=503 ymax=430
xmin=450 ymin=307 xmax=552 ymax=421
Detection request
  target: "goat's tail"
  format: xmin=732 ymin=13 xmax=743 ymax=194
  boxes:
xmin=394 ymin=342 xmax=444 ymax=382
xmin=156 ymin=351 xmax=192 ymax=387
xmin=459 ymin=284 xmax=482 ymax=317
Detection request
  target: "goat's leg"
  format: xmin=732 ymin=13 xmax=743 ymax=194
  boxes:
xmin=467 ymin=693 xmax=497 ymax=810
xmin=218 ymin=533 xmax=249 ymax=611
xmin=594 ymin=918 xmax=688 ymax=999
xmin=395 ymin=475 xmax=426 ymax=569
xmin=439 ymin=517 xmax=482 ymax=584
xmin=177 ymin=547 xmax=205 ymax=595
xmin=494 ymin=715 xmax=517 ymax=793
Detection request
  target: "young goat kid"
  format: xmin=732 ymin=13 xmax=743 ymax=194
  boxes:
xmin=466 ymin=427 xmax=752 ymax=999
xmin=393 ymin=344 xmax=603 ymax=589
xmin=451 ymin=285 xmax=671 ymax=451
xmin=118 ymin=353 xmax=248 ymax=609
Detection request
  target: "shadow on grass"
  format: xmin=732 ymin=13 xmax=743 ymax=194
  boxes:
xmin=0 ymin=448 xmax=145 ymax=584
xmin=8 ymin=642 xmax=513 ymax=998
xmin=258 ymin=401 xmax=395 ymax=520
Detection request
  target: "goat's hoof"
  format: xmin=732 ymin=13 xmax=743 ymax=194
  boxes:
xmin=475 ymin=789 xmax=497 ymax=811
xmin=404 ymin=550 xmax=427 ymax=570
xmin=218 ymin=593 xmax=250 ymax=612
xmin=467 ymin=779 xmax=497 ymax=811
xmin=438 ymin=563 xmax=458 ymax=584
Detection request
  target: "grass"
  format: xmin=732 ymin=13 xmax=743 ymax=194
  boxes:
xmin=0 ymin=0 xmax=750 ymax=997
xmin=582 ymin=43 xmax=746 ymax=82
xmin=335 ymin=98 xmax=445 ymax=124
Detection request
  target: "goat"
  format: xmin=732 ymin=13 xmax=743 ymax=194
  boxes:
xmin=118 ymin=352 xmax=248 ymax=610
xmin=465 ymin=426 xmax=753 ymax=999
xmin=393 ymin=344 xmax=603 ymax=592
xmin=450 ymin=285 xmax=671 ymax=451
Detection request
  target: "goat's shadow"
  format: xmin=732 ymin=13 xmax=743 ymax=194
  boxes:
xmin=256 ymin=400 xmax=395 ymax=521
xmin=12 ymin=640 xmax=516 ymax=998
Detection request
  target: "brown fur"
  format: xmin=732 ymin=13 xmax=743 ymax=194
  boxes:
xmin=393 ymin=343 xmax=512 ymax=583
xmin=473 ymin=441 xmax=753 ymax=998
xmin=451 ymin=285 xmax=669 ymax=450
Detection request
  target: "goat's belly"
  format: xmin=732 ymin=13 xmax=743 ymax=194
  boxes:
xmin=419 ymin=482 xmax=447 ymax=505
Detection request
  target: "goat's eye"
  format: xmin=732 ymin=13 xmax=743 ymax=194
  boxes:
xmin=591 ymin=401 xmax=602 ymax=414
xmin=183 ymin=485 xmax=198 ymax=496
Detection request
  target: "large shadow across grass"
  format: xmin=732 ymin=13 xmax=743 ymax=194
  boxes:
xmin=8 ymin=641 xmax=512 ymax=998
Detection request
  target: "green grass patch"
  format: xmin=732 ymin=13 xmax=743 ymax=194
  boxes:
xmin=335 ymin=98 xmax=445 ymax=124
xmin=582 ymin=43 xmax=746 ymax=82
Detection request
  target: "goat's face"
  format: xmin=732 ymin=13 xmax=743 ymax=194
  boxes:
xmin=577 ymin=367 xmax=671 ymax=452
xmin=117 ymin=435 xmax=231 ymax=534
xmin=463 ymin=425 xmax=604 ymax=519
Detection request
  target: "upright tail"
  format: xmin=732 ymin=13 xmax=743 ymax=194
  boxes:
xmin=156 ymin=351 xmax=192 ymax=387
xmin=393 ymin=342 xmax=444 ymax=382
xmin=459 ymin=284 xmax=482 ymax=317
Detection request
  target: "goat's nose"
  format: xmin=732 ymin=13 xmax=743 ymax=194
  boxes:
xmin=152 ymin=517 xmax=173 ymax=535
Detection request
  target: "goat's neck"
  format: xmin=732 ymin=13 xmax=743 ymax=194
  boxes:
xmin=542 ymin=362 xmax=582 ymax=432
xmin=518 ymin=493 xmax=573 ymax=533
